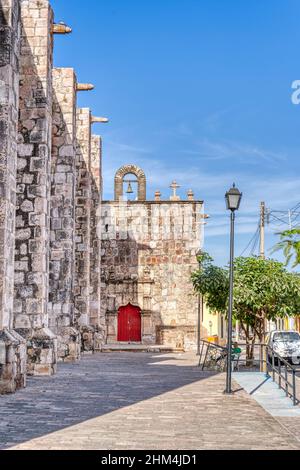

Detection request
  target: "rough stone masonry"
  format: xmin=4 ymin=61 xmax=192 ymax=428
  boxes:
xmin=50 ymin=67 xmax=79 ymax=362
xmin=0 ymin=0 xmax=27 ymax=394
xmin=101 ymin=165 xmax=204 ymax=350
xmin=0 ymin=0 xmax=204 ymax=395
xmin=14 ymin=0 xmax=57 ymax=377
xmin=0 ymin=0 xmax=104 ymax=393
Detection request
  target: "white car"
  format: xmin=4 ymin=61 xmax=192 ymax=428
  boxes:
xmin=267 ymin=330 xmax=300 ymax=365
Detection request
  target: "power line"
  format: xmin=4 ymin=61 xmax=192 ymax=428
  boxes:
xmin=240 ymin=222 xmax=260 ymax=257
xmin=267 ymin=206 xmax=300 ymax=230
xmin=268 ymin=214 xmax=287 ymax=226
xmin=250 ymin=227 xmax=260 ymax=256
xmin=239 ymin=203 xmax=300 ymax=259
xmin=291 ymin=202 xmax=300 ymax=213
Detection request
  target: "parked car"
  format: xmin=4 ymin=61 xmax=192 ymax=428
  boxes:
xmin=267 ymin=330 xmax=300 ymax=365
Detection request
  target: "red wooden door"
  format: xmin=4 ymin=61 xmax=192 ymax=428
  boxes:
xmin=118 ymin=304 xmax=141 ymax=342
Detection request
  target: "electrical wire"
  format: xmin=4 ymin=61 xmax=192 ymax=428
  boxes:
xmin=268 ymin=208 xmax=300 ymax=229
xmin=239 ymin=204 xmax=300 ymax=259
xmin=240 ymin=222 xmax=260 ymax=257
xmin=250 ymin=227 xmax=260 ymax=256
xmin=268 ymin=213 xmax=289 ymax=226
xmin=291 ymin=202 xmax=300 ymax=213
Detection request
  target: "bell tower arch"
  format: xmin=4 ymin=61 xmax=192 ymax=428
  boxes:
xmin=114 ymin=164 xmax=146 ymax=201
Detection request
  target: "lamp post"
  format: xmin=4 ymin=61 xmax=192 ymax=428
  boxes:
xmin=224 ymin=183 xmax=242 ymax=394
xmin=196 ymin=249 xmax=202 ymax=355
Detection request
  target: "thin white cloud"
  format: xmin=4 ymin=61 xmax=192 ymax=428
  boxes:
xmin=201 ymin=107 xmax=234 ymax=133
xmin=106 ymin=141 xmax=153 ymax=155
xmin=178 ymin=138 xmax=287 ymax=164
xmin=205 ymin=223 xmax=259 ymax=238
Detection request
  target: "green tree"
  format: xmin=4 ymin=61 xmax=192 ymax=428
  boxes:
xmin=272 ymin=228 xmax=300 ymax=268
xmin=192 ymin=254 xmax=300 ymax=360
xmin=192 ymin=252 xmax=229 ymax=314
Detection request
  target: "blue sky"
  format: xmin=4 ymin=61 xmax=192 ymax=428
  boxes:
xmin=52 ymin=0 xmax=300 ymax=266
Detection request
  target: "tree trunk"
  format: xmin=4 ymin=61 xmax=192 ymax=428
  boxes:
xmin=246 ymin=335 xmax=256 ymax=366
xmin=241 ymin=323 xmax=256 ymax=366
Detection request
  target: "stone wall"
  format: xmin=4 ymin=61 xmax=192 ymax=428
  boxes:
xmin=101 ymin=198 xmax=203 ymax=351
xmin=50 ymin=67 xmax=80 ymax=362
xmin=14 ymin=0 xmax=57 ymax=376
xmin=0 ymin=0 xmax=20 ymax=331
xmin=75 ymin=108 xmax=94 ymax=351
xmin=0 ymin=0 xmax=27 ymax=393
xmin=15 ymin=0 xmax=53 ymax=330
xmin=0 ymin=0 xmax=105 ymax=393
xmin=90 ymin=135 xmax=103 ymax=345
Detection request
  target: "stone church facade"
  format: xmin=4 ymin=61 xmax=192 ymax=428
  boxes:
xmin=0 ymin=0 xmax=204 ymax=395
xmin=101 ymin=165 xmax=204 ymax=350
xmin=0 ymin=0 xmax=106 ymax=393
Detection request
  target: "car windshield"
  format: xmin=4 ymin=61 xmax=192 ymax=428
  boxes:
xmin=273 ymin=332 xmax=300 ymax=342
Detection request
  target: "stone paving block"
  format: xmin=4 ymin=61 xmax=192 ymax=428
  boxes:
xmin=0 ymin=353 xmax=299 ymax=450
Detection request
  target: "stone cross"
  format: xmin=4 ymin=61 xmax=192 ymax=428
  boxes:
xmin=170 ymin=181 xmax=180 ymax=201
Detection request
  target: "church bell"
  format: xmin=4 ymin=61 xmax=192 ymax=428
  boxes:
xmin=126 ymin=182 xmax=134 ymax=194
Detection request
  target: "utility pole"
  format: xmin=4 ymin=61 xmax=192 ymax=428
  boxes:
xmin=260 ymin=202 xmax=265 ymax=260
xmin=259 ymin=201 xmax=267 ymax=371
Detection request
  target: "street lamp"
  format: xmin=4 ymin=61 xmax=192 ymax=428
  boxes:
xmin=224 ymin=183 xmax=242 ymax=394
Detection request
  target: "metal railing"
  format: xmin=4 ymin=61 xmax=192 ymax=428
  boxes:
xmin=198 ymin=340 xmax=299 ymax=406
xmin=199 ymin=339 xmax=254 ymax=371
xmin=198 ymin=340 xmax=227 ymax=372
xmin=266 ymin=344 xmax=299 ymax=406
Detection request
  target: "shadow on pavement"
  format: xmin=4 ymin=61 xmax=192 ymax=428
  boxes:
xmin=0 ymin=352 xmax=217 ymax=449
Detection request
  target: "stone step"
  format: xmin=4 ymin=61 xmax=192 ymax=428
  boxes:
xmin=98 ymin=344 xmax=184 ymax=353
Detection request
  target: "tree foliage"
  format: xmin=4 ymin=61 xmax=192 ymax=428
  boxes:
xmin=233 ymin=256 xmax=300 ymax=340
xmin=192 ymin=253 xmax=300 ymax=357
xmin=192 ymin=252 xmax=229 ymax=314
xmin=272 ymin=228 xmax=300 ymax=268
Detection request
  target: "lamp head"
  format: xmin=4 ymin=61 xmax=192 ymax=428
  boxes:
xmin=225 ymin=183 xmax=242 ymax=211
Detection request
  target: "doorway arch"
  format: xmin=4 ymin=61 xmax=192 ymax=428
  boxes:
xmin=117 ymin=303 xmax=142 ymax=342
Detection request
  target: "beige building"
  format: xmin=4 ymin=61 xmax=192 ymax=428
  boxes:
xmin=201 ymin=304 xmax=224 ymax=340
xmin=100 ymin=165 xmax=204 ymax=350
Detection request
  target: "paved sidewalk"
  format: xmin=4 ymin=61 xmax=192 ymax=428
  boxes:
xmin=233 ymin=372 xmax=300 ymax=417
xmin=0 ymin=352 xmax=299 ymax=450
